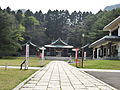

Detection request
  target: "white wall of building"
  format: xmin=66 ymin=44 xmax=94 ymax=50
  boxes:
xmin=117 ymin=43 xmax=120 ymax=58
xmin=118 ymin=25 xmax=120 ymax=36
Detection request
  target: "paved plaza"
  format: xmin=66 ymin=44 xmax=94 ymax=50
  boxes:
xmin=16 ymin=61 xmax=117 ymax=90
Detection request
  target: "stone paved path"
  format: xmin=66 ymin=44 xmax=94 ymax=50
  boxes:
xmin=19 ymin=61 xmax=117 ymax=90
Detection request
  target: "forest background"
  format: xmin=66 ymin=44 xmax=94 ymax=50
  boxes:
xmin=0 ymin=7 xmax=120 ymax=57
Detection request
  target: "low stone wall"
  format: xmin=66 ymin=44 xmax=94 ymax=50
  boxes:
xmin=45 ymin=56 xmax=72 ymax=60
xmin=103 ymin=56 xmax=120 ymax=60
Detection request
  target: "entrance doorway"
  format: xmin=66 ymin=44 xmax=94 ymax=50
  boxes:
xmin=56 ymin=51 xmax=62 ymax=57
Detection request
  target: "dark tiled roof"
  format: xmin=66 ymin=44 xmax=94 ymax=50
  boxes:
xmin=51 ymin=38 xmax=68 ymax=46
xmin=45 ymin=38 xmax=73 ymax=48
xmin=89 ymin=36 xmax=120 ymax=48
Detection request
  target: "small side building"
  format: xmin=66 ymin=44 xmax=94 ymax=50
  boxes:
xmin=89 ymin=16 xmax=120 ymax=60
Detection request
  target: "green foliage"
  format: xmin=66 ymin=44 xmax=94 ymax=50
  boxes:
xmin=1 ymin=7 xmax=120 ymax=57
xmin=24 ymin=9 xmax=33 ymax=17
xmin=0 ymin=10 xmax=24 ymax=57
xmin=26 ymin=16 xmax=39 ymax=26
xmin=15 ymin=10 xmax=24 ymax=24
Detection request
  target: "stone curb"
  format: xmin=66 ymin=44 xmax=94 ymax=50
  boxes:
xmin=0 ymin=66 xmax=41 ymax=70
xmin=70 ymin=65 xmax=117 ymax=90
xmin=12 ymin=69 xmax=42 ymax=90
xmin=12 ymin=62 xmax=49 ymax=90
xmin=79 ymin=68 xmax=120 ymax=72
xmin=82 ymin=71 xmax=117 ymax=90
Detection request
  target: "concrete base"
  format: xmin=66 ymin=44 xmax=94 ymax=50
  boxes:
xmin=103 ymin=56 xmax=120 ymax=60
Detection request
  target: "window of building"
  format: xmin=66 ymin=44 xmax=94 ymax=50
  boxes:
xmin=111 ymin=28 xmax=118 ymax=36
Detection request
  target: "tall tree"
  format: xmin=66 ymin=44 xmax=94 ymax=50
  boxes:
xmin=0 ymin=11 xmax=24 ymax=57
xmin=15 ymin=10 xmax=24 ymax=24
xmin=24 ymin=9 xmax=33 ymax=17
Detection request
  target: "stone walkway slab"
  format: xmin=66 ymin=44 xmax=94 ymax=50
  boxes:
xmin=15 ymin=61 xmax=117 ymax=90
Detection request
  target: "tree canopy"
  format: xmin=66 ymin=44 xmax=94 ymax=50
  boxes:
xmin=0 ymin=7 xmax=120 ymax=57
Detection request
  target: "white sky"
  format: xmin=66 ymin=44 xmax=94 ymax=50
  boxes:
xmin=0 ymin=0 xmax=120 ymax=13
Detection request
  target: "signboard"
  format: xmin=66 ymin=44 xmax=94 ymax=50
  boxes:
xmin=84 ymin=52 xmax=86 ymax=60
xmin=72 ymin=48 xmax=79 ymax=66
xmin=25 ymin=44 xmax=29 ymax=69
xmin=26 ymin=44 xmax=29 ymax=58
xmin=72 ymin=48 xmax=79 ymax=59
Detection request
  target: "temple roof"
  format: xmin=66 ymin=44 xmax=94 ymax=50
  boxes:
xmin=51 ymin=38 xmax=68 ymax=46
xmin=89 ymin=36 xmax=120 ymax=48
xmin=45 ymin=38 xmax=74 ymax=48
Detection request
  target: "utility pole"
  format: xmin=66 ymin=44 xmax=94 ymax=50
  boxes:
xmin=81 ymin=33 xmax=85 ymax=68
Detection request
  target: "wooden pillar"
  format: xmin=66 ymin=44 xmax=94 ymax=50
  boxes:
xmin=106 ymin=47 xmax=109 ymax=57
xmin=49 ymin=47 xmax=50 ymax=56
xmin=117 ymin=43 xmax=120 ymax=58
xmin=100 ymin=46 xmax=104 ymax=57
xmin=117 ymin=25 xmax=120 ymax=58
xmin=53 ymin=48 xmax=55 ymax=56
xmin=40 ymin=47 xmax=46 ymax=61
xmin=118 ymin=24 xmax=120 ymax=36
xmin=67 ymin=49 xmax=68 ymax=56
xmin=108 ymin=42 xmax=112 ymax=57
xmin=93 ymin=48 xmax=95 ymax=59
xmin=97 ymin=48 xmax=99 ymax=59
xmin=103 ymin=47 xmax=104 ymax=57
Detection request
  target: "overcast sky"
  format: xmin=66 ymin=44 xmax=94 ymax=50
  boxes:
xmin=0 ymin=0 xmax=120 ymax=13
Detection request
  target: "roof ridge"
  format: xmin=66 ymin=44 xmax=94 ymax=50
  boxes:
xmin=51 ymin=38 xmax=68 ymax=46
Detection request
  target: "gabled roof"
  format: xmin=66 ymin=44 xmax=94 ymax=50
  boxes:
xmin=51 ymin=38 xmax=68 ymax=46
xmin=103 ymin=16 xmax=120 ymax=31
xmin=45 ymin=38 xmax=74 ymax=48
xmin=89 ymin=36 xmax=120 ymax=48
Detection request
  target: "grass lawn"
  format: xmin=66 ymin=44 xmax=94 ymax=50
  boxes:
xmin=0 ymin=68 xmax=37 ymax=90
xmin=0 ymin=57 xmax=51 ymax=67
xmin=70 ymin=59 xmax=120 ymax=70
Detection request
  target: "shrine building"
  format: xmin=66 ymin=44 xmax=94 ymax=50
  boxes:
xmin=45 ymin=38 xmax=74 ymax=57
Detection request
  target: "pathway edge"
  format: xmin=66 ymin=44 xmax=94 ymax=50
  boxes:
xmin=12 ymin=69 xmax=41 ymax=90
xmin=80 ymin=70 xmax=117 ymax=90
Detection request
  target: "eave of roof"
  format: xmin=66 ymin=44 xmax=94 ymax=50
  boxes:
xmin=29 ymin=42 xmax=37 ymax=47
xmin=45 ymin=38 xmax=74 ymax=48
xmin=103 ymin=16 xmax=120 ymax=31
xmin=45 ymin=45 xmax=73 ymax=48
xmin=22 ymin=41 xmax=37 ymax=47
xmin=89 ymin=36 xmax=120 ymax=48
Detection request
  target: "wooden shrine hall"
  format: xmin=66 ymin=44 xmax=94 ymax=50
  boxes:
xmin=45 ymin=38 xmax=74 ymax=57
